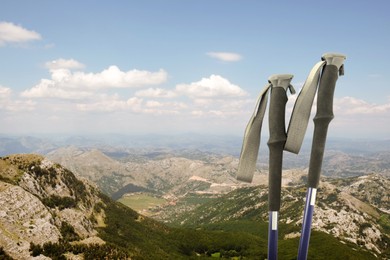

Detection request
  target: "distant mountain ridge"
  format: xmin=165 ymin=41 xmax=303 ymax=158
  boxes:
xmin=43 ymin=144 xmax=390 ymax=199
xmin=1 ymin=134 xmax=390 ymax=156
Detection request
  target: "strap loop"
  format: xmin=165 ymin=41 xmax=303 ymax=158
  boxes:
xmin=237 ymin=83 xmax=271 ymax=183
xmin=288 ymin=84 xmax=296 ymax=95
xmin=284 ymin=61 xmax=326 ymax=154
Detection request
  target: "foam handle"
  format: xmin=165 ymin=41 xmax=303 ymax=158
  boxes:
xmin=308 ymin=65 xmax=339 ymax=188
xmin=267 ymin=87 xmax=288 ymax=211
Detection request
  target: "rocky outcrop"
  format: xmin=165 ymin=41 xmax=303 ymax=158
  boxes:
xmin=0 ymin=154 xmax=104 ymax=259
xmin=0 ymin=181 xmax=60 ymax=259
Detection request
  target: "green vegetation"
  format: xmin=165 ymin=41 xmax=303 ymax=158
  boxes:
xmin=118 ymin=193 xmax=166 ymax=212
xmin=42 ymin=195 xmax=77 ymax=210
xmin=98 ymin=192 xmax=378 ymax=259
xmin=0 ymin=155 xmax=29 ymax=184
xmin=30 ymin=242 xmax=128 ymax=259
xmin=61 ymin=168 xmax=90 ymax=205
xmin=325 ymin=193 xmax=338 ymax=203
xmin=111 ymin=183 xmax=151 ymax=200
xmin=192 ymin=220 xmax=377 ymax=260
xmin=378 ymin=214 xmax=390 ymax=258
xmin=359 ymin=222 xmax=372 ymax=236
xmin=379 ymin=214 xmax=390 ymax=233
xmin=98 ymin=193 xmax=267 ymax=259
xmin=182 ymin=194 xmax=216 ymax=205
xmin=96 ymin=175 xmax=122 ymax=196
xmin=0 ymin=247 xmax=13 ymax=260
xmin=60 ymin=221 xmax=80 ymax=242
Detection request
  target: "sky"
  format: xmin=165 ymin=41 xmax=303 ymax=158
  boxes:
xmin=1 ymin=0 xmax=390 ymax=139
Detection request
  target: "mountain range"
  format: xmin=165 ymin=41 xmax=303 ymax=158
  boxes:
xmin=1 ymin=135 xmax=390 ymax=259
xmin=1 ymin=154 xmax=386 ymax=259
xmin=0 ymin=154 xmax=263 ymax=259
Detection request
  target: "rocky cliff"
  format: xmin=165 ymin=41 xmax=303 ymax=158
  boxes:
xmin=0 ymin=154 xmax=105 ymax=259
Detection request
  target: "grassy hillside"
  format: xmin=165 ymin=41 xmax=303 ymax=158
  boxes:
xmin=198 ymin=220 xmax=377 ymax=260
xmin=163 ymin=183 xmax=387 ymax=259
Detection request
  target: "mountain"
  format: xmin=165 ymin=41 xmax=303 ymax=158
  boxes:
xmin=0 ymin=154 xmax=278 ymax=259
xmin=3 ymin=134 xmax=390 ymax=173
xmin=0 ymin=154 xmax=184 ymax=258
xmin=42 ymin=137 xmax=390 ymax=198
xmin=160 ymin=174 xmax=390 ymax=258
xmin=0 ymin=136 xmax=58 ymax=156
xmin=46 ymin=147 xmax=243 ymax=197
xmin=0 ymin=154 xmax=382 ymax=259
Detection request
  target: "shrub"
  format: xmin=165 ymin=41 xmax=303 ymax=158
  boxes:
xmin=0 ymin=247 xmax=13 ymax=259
xmin=42 ymin=195 xmax=77 ymax=210
xmin=60 ymin=222 xmax=80 ymax=242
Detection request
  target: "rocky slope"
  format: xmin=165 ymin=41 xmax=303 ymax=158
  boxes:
xmin=46 ymin=147 xmax=244 ymax=196
xmin=0 ymin=154 xmax=104 ymax=259
xmin=160 ymin=174 xmax=390 ymax=258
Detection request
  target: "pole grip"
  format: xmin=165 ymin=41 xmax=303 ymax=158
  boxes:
xmin=307 ymin=63 xmax=340 ymax=188
xmin=267 ymin=74 xmax=292 ymax=211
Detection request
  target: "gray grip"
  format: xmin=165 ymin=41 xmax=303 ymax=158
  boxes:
xmin=267 ymin=87 xmax=288 ymax=211
xmin=308 ymin=65 xmax=339 ymax=188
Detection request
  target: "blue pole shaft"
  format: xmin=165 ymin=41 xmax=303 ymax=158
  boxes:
xmin=268 ymin=211 xmax=278 ymax=260
xmin=297 ymin=187 xmax=317 ymax=260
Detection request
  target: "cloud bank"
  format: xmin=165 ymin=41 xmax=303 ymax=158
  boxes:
xmin=2 ymin=58 xmax=389 ymax=137
xmin=21 ymin=59 xmax=168 ymax=99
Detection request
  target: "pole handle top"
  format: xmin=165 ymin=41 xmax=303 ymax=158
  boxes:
xmin=268 ymin=74 xmax=294 ymax=92
xmin=322 ymin=53 xmax=346 ymax=71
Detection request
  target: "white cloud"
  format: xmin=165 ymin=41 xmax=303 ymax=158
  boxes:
xmin=0 ymin=85 xmax=36 ymax=111
xmin=335 ymin=96 xmax=390 ymax=115
xmin=207 ymin=52 xmax=242 ymax=62
xmin=76 ymin=95 xmax=186 ymax=115
xmin=145 ymin=100 xmax=163 ymax=108
xmin=176 ymin=74 xmax=247 ymax=98
xmin=45 ymin=58 xmax=85 ymax=70
xmin=330 ymin=96 xmax=390 ymax=138
xmin=0 ymin=85 xmax=11 ymax=98
xmin=76 ymin=96 xmax=143 ymax=112
xmin=3 ymin=99 xmax=36 ymax=112
xmin=144 ymin=100 xmax=187 ymax=114
xmin=22 ymin=60 xmax=168 ymax=99
xmin=0 ymin=22 xmax=41 ymax=46
xmin=135 ymin=88 xmax=177 ymax=98
xmin=21 ymin=78 xmax=94 ymax=100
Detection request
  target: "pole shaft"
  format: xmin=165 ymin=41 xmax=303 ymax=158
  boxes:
xmin=268 ymin=211 xmax=278 ymax=260
xmin=297 ymin=188 xmax=316 ymax=260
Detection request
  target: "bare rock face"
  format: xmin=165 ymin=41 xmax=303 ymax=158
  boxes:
xmin=0 ymin=154 xmax=104 ymax=259
xmin=0 ymin=181 xmax=60 ymax=259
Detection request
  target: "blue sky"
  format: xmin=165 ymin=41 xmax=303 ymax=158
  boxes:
xmin=1 ymin=0 xmax=389 ymax=138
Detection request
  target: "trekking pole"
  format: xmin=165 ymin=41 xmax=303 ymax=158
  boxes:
xmin=297 ymin=53 xmax=346 ymax=260
xmin=237 ymin=74 xmax=295 ymax=259
xmin=267 ymin=74 xmax=294 ymax=260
